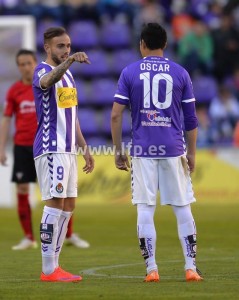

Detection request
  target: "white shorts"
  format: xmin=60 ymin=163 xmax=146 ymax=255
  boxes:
xmin=35 ymin=153 xmax=78 ymax=201
xmin=131 ymin=156 xmax=196 ymax=206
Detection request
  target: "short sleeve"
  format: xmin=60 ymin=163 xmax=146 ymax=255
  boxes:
xmin=33 ymin=64 xmax=52 ymax=90
xmin=114 ymin=68 xmax=130 ymax=105
xmin=181 ymin=70 xmax=195 ymax=104
xmin=3 ymin=87 xmax=15 ymax=117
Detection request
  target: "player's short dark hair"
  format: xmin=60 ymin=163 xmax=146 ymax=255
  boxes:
xmin=140 ymin=23 xmax=167 ymax=50
xmin=44 ymin=27 xmax=68 ymax=43
xmin=16 ymin=49 xmax=37 ymax=64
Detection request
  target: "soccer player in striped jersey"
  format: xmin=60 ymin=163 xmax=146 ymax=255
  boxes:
xmin=33 ymin=27 xmax=94 ymax=282
xmin=111 ymin=23 xmax=203 ymax=282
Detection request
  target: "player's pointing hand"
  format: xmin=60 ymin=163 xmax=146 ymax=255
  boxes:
xmin=71 ymin=52 xmax=90 ymax=64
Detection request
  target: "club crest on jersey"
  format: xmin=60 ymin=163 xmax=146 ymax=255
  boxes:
xmin=147 ymin=112 xmax=157 ymax=121
xmin=56 ymin=183 xmax=64 ymax=193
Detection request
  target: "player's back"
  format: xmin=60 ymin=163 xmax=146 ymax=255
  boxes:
xmin=115 ymin=56 xmax=195 ymax=158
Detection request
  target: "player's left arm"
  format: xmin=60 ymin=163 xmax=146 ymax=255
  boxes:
xmin=185 ymin=127 xmax=198 ymax=173
xmin=181 ymin=70 xmax=198 ymax=173
xmin=76 ymin=119 xmax=94 ymax=174
xmin=111 ymin=102 xmax=130 ymax=171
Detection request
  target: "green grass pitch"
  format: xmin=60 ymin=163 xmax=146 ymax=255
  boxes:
xmin=0 ymin=200 xmax=238 ymax=300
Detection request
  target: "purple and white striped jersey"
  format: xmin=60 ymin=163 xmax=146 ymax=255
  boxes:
xmin=33 ymin=62 xmax=78 ymax=159
xmin=114 ymin=56 xmax=198 ymax=158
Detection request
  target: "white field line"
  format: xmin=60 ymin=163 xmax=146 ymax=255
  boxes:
xmin=80 ymin=257 xmax=237 ymax=279
xmin=0 ymin=257 xmax=237 ymax=282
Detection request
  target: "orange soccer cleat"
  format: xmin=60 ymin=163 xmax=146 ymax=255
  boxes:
xmin=40 ymin=267 xmax=82 ymax=282
xmin=144 ymin=270 xmax=160 ymax=282
xmin=186 ymin=269 xmax=203 ymax=282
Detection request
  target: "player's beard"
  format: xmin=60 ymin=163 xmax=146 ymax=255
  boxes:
xmin=51 ymin=53 xmax=64 ymax=66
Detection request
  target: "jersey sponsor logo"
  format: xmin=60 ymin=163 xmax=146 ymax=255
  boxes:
xmin=19 ymin=100 xmax=36 ymax=114
xmin=56 ymin=183 xmax=64 ymax=193
xmin=56 ymin=87 xmax=77 ymax=108
xmin=140 ymin=109 xmax=172 ymax=127
xmin=38 ymin=68 xmax=46 ymax=77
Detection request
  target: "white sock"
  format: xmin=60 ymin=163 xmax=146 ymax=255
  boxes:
xmin=40 ymin=206 xmax=62 ymax=275
xmin=55 ymin=211 xmax=73 ymax=268
xmin=172 ymin=205 xmax=197 ymax=271
xmin=137 ymin=204 xmax=157 ymax=274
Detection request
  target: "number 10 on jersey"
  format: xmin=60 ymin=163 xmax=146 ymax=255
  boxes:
xmin=140 ymin=72 xmax=173 ymax=110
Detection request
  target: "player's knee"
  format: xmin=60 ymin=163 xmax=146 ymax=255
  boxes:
xmin=17 ymin=183 xmax=29 ymax=194
xmin=63 ymin=200 xmax=75 ymax=212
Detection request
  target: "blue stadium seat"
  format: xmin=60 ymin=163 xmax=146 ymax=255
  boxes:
xmin=101 ymin=21 xmax=131 ymax=49
xmin=88 ymin=78 xmax=117 ymax=105
xmin=110 ymin=49 xmax=141 ymax=76
xmin=68 ymin=21 xmax=99 ymax=50
xmin=74 ymin=79 xmax=89 ymax=106
xmin=78 ymin=108 xmax=99 ymax=136
xmin=73 ymin=50 xmax=110 ymax=78
xmin=101 ymin=108 xmax=131 ymax=135
xmin=87 ymin=136 xmax=108 ymax=147
xmin=192 ymin=75 xmax=218 ymax=104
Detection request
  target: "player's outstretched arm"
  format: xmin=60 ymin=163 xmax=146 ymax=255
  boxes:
xmin=40 ymin=52 xmax=90 ymax=89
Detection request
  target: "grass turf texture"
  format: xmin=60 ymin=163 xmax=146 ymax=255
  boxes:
xmin=0 ymin=201 xmax=238 ymax=300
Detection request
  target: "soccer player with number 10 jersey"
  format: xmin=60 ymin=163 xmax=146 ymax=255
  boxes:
xmin=111 ymin=23 xmax=203 ymax=282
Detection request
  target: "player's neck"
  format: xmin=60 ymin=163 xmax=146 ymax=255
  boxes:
xmin=144 ymin=49 xmax=164 ymax=58
xmin=22 ymin=78 xmax=32 ymax=85
xmin=45 ymin=58 xmax=57 ymax=67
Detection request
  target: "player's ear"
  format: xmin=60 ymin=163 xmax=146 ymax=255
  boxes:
xmin=44 ymin=43 xmax=50 ymax=54
xmin=141 ymin=39 xmax=147 ymax=49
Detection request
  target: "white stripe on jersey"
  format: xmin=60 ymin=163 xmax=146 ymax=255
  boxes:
xmin=64 ymin=73 xmax=76 ymax=152
xmin=114 ymin=94 xmax=129 ymax=100
xmin=55 ymin=78 xmax=67 ymax=151
xmin=182 ymin=98 xmax=196 ymax=103
xmin=71 ymin=106 xmax=76 ymax=153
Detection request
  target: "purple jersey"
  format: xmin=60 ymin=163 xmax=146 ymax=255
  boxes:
xmin=114 ymin=56 xmax=198 ymax=158
xmin=33 ymin=62 xmax=78 ymax=159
